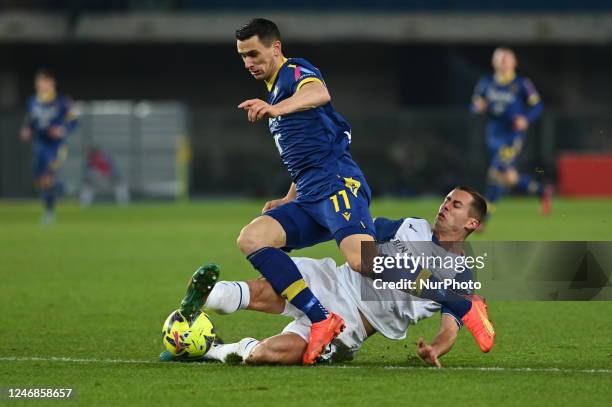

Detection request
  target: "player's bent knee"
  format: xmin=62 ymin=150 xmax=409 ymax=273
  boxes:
xmin=504 ymin=169 xmax=519 ymax=186
xmin=236 ymin=217 xmax=285 ymax=255
xmin=236 ymin=225 xmax=266 ymax=255
xmin=236 ymin=228 xmax=254 ymax=255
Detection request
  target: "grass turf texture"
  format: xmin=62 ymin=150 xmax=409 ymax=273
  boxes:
xmin=1 ymin=198 xmax=611 ymax=406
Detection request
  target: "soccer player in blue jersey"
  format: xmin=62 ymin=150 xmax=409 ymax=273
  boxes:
xmin=19 ymin=69 xmax=78 ymax=224
xmin=229 ymin=18 xmax=378 ymax=364
xmin=471 ymin=47 xmax=552 ymax=228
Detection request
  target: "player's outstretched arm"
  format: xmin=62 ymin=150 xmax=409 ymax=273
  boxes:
xmin=19 ymin=113 xmax=33 ymax=141
xmin=274 ymin=80 xmax=330 ymax=116
xmin=416 ymin=313 xmax=459 ymax=368
xmin=238 ymin=81 xmax=330 ymax=122
xmin=471 ymin=96 xmax=488 ymax=114
xmin=470 ymin=77 xmax=489 ymax=114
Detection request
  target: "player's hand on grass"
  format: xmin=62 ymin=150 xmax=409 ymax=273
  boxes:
xmin=261 ymin=197 xmax=290 ymax=214
xmin=238 ymin=99 xmax=279 ymax=122
xmin=416 ymin=337 xmax=442 ymax=368
xmin=48 ymin=125 xmax=65 ymax=139
xmin=513 ymin=115 xmax=529 ymax=131
xmin=19 ymin=127 xmax=32 ymax=141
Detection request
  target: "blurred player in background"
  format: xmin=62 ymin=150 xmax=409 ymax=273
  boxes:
xmin=227 ymin=18 xmax=377 ymax=363
xmin=471 ymin=47 xmax=552 ymax=229
xmin=79 ymin=146 xmax=130 ymax=207
xmin=19 ymin=69 xmax=78 ymax=224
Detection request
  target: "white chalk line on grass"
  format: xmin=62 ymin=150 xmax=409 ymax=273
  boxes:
xmin=1 ymin=356 xmax=611 ymax=374
xmin=0 ymin=356 xmax=158 ymax=365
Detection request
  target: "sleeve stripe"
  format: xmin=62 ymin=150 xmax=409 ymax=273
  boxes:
xmin=296 ymin=77 xmax=324 ymax=91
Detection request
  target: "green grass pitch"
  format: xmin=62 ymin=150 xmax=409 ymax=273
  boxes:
xmin=1 ymin=197 xmax=611 ymax=406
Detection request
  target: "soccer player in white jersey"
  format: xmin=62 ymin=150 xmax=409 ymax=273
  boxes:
xmin=166 ymin=187 xmax=494 ymax=365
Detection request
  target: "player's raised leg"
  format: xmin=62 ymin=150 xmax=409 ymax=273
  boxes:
xmin=237 ymin=214 xmax=334 ymax=326
xmin=180 ymin=263 xmax=289 ymax=321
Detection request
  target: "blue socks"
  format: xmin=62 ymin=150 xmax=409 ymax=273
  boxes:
xmin=485 ymin=183 xmax=504 ymax=204
xmin=42 ymin=181 xmax=63 ymax=212
xmin=247 ymin=247 xmax=329 ymax=323
xmin=43 ymin=188 xmax=55 ymax=211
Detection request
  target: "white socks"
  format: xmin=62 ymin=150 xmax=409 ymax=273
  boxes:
xmin=205 ymin=338 xmax=260 ymax=363
xmin=237 ymin=337 xmax=260 ymax=361
xmin=204 ymin=281 xmax=250 ymax=314
xmin=202 ymin=281 xmax=256 ymax=363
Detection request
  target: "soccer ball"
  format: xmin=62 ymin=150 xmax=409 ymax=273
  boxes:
xmin=161 ymin=310 xmax=216 ymax=358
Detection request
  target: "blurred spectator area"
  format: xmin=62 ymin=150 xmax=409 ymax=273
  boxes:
xmin=2 ymin=104 xmax=611 ymax=198
xmin=1 ymin=4 xmax=612 ymax=43
xmin=0 ymin=101 xmax=187 ymax=199
xmin=1 ymin=5 xmax=612 ymax=198
xmin=2 ymin=0 xmax=612 ymax=12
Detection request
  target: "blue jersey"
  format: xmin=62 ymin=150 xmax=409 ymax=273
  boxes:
xmin=26 ymin=93 xmax=78 ymax=145
xmin=266 ymin=57 xmax=366 ymax=202
xmin=472 ymin=74 xmax=543 ymax=137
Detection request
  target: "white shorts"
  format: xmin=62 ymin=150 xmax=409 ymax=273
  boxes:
xmin=280 ymin=257 xmax=368 ymax=361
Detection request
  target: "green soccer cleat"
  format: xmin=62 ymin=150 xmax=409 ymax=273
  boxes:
xmin=158 ymin=350 xmax=206 ymax=363
xmin=179 ymin=263 xmax=220 ymax=320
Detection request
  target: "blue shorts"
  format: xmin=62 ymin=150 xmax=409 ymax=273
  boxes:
xmin=486 ymin=133 xmax=524 ymax=172
xmin=33 ymin=141 xmax=67 ymax=179
xmin=265 ymin=176 xmax=375 ymax=251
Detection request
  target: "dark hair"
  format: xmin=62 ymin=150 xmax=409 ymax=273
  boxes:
xmin=455 ymin=185 xmax=487 ymax=222
xmin=235 ymin=18 xmax=281 ymax=46
xmin=35 ymin=68 xmax=55 ymax=80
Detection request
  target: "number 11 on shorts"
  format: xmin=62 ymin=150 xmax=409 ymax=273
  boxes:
xmin=330 ymin=190 xmax=351 ymax=212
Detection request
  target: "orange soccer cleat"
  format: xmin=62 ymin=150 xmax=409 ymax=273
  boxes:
xmin=302 ymin=313 xmax=345 ymax=365
xmin=461 ymin=295 xmax=495 ymax=353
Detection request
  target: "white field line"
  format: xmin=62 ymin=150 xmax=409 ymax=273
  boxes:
xmin=1 ymin=356 xmax=611 ymax=374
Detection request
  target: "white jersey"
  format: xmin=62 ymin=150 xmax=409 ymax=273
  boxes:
xmin=335 ymin=261 xmax=440 ymax=341
xmin=339 ymin=217 xmax=459 ymax=340
xmin=281 ymin=217 xmax=465 ymax=360
xmin=283 ymin=218 xmax=461 ymax=349
xmin=375 ymin=217 xmax=466 ymax=281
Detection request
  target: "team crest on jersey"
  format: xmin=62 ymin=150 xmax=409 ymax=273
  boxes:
xmin=343 ymin=177 xmax=361 ymax=197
